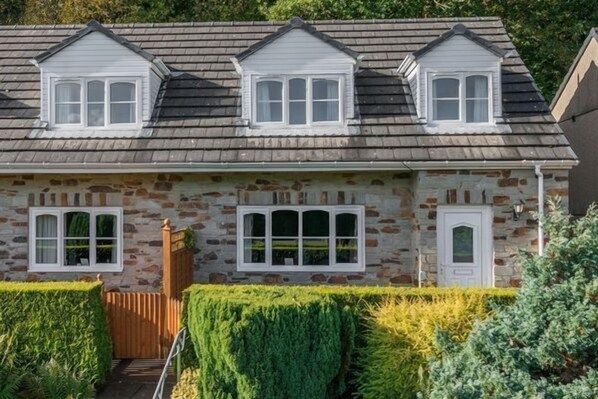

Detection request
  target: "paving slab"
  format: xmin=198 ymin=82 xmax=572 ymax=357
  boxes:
xmin=97 ymin=359 xmax=175 ymax=399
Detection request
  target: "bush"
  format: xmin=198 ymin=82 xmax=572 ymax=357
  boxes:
xmin=355 ymin=293 xmax=492 ymax=399
xmin=427 ymin=201 xmax=598 ymax=398
xmin=187 ymin=287 xmax=355 ymax=399
xmin=0 ymin=282 xmax=112 ymax=386
xmin=27 ymin=359 xmax=94 ymax=399
xmin=183 ymin=285 xmax=516 ymax=397
xmin=171 ymin=368 xmax=200 ymax=399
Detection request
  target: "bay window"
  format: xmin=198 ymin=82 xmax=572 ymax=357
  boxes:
xmin=29 ymin=207 xmax=123 ymax=272
xmin=52 ymin=78 xmax=139 ymax=128
xmin=253 ymin=76 xmax=342 ymax=127
xmin=429 ymin=72 xmax=491 ymax=124
xmin=237 ymin=205 xmax=364 ymax=272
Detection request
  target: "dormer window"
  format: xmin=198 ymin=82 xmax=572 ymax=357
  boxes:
xmin=429 ymin=73 xmax=491 ymax=124
xmin=253 ymin=76 xmax=342 ymax=127
xmin=51 ymin=78 xmax=139 ymax=128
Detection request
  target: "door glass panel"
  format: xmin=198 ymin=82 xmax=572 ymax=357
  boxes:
xmin=452 ymin=225 xmax=474 ymax=263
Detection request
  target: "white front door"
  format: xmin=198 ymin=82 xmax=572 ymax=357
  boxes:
xmin=437 ymin=206 xmax=493 ymax=287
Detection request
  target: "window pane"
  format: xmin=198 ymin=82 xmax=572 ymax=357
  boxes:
xmin=96 ymin=214 xmax=116 ymax=238
xmin=313 ymin=101 xmax=339 ymax=122
xmin=453 ymin=225 xmax=474 ymax=263
xmin=36 ymin=214 xmax=57 ymax=238
xmin=110 ymin=82 xmax=135 ymax=102
xmin=336 ymin=213 xmax=357 ymax=237
xmin=56 ymin=104 xmax=81 ymax=124
xmin=289 ymin=101 xmax=306 ymax=125
xmin=289 ymin=78 xmax=306 ymax=100
xmin=313 ymin=79 xmax=339 ymax=100
xmin=36 ymin=239 xmax=57 ymax=264
xmin=272 ymin=239 xmax=298 ymax=265
xmin=257 ymin=102 xmax=282 ymax=123
xmin=97 ymin=239 xmax=117 ymax=264
xmin=303 ymin=210 xmax=329 ymax=237
xmin=243 ymin=213 xmax=266 ymax=237
xmin=64 ymin=239 xmax=90 ymax=266
xmin=433 ymin=99 xmax=459 ymax=121
xmin=56 ymin=83 xmax=80 ymax=102
xmin=244 ymin=238 xmax=266 ymax=263
xmin=466 ymin=99 xmax=489 ymax=123
xmin=257 ymin=81 xmax=282 ymax=101
xmin=87 ymin=104 xmax=104 ymax=127
xmin=64 ymin=212 xmax=90 ymax=238
xmin=303 ymin=238 xmax=329 ymax=266
xmin=433 ymin=78 xmax=459 ymax=98
xmin=110 ymin=103 xmax=136 ymax=124
xmin=336 ymin=238 xmax=358 ymax=264
xmin=272 ymin=210 xmax=298 ymax=237
xmin=87 ymin=80 xmax=104 ymax=102
xmin=466 ymin=75 xmax=488 ymax=98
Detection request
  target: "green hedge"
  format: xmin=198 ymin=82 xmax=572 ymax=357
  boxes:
xmin=0 ymin=282 xmax=112 ymax=385
xmin=187 ymin=287 xmax=355 ymax=398
xmin=183 ymin=285 xmax=516 ymax=397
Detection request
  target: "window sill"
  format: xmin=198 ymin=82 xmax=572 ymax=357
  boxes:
xmin=238 ymin=124 xmax=357 ymax=136
xmin=424 ymin=123 xmax=511 ymax=134
xmin=28 ymin=265 xmax=123 ymax=273
xmin=237 ymin=264 xmax=365 ymax=273
xmin=29 ymin=126 xmax=152 ymax=139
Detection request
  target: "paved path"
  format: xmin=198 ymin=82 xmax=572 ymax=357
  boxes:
xmin=97 ymin=359 xmax=175 ymax=399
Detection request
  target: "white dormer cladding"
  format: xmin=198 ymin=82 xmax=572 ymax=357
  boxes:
xmin=32 ymin=23 xmax=169 ymax=137
xmin=398 ymin=24 xmax=509 ymax=133
xmin=232 ymin=18 xmax=361 ymax=134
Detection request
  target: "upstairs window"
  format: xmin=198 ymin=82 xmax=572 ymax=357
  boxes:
xmin=52 ymin=78 xmax=139 ymax=128
xmin=429 ymin=73 xmax=491 ymax=124
xmin=253 ymin=76 xmax=342 ymax=127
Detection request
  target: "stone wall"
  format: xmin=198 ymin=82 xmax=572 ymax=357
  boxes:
xmin=0 ymin=172 xmax=415 ymax=291
xmin=413 ymin=169 xmax=569 ymax=287
xmin=0 ymin=169 xmax=568 ymax=290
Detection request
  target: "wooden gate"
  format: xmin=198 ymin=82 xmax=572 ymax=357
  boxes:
xmin=102 ymin=219 xmax=194 ymax=359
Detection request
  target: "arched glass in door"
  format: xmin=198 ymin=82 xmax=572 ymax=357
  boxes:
xmin=452 ymin=225 xmax=474 ymax=263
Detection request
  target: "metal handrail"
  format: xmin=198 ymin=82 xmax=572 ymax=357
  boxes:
xmin=153 ymin=327 xmax=187 ymax=399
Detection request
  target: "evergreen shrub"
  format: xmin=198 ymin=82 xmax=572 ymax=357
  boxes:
xmin=0 ymin=282 xmax=112 ymax=385
xmin=428 ymin=201 xmax=598 ymax=398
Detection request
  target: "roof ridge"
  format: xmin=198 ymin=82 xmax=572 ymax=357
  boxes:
xmin=0 ymin=16 xmax=503 ymax=30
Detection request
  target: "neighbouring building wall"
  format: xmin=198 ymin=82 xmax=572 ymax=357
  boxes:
xmin=413 ymin=169 xmax=569 ymax=287
xmin=0 ymin=169 xmax=568 ymax=291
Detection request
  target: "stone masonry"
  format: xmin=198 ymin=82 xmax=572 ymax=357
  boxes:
xmin=0 ymin=169 xmax=568 ymax=291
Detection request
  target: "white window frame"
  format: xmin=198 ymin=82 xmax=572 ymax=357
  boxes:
xmin=50 ymin=76 xmax=142 ymax=130
xmin=29 ymin=207 xmax=123 ymax=272
xmin=237 ymin=205 xmax=365 ymax=272
xmin=251 ymin=75 xmax=344 ymax=128
xmin=427 ymin=71 xmax=493 ymax=125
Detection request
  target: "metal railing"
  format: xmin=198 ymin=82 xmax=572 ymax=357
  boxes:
xmin=153 ymin=327 xmax=187 ymax=399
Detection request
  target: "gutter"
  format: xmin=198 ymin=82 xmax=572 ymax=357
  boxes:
xmin=535 ymin=164 xmax=544 ymax=256
xmin=0 ymin=159 xmax=578 ymax=174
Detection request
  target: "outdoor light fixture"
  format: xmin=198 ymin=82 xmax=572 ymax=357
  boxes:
xmin=513 ymin=200 xmax=525 ymax=221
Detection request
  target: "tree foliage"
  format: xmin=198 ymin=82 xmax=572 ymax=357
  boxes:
xmin=426 ymin=200 xmax=598 ymax=398
xmin=1 ymin=0 xmax=596 ymax=100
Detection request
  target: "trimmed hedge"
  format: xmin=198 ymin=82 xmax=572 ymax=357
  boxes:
xmin=183 ymin=285 xmax=516 ymax=397
xmin=187 ymin=287 xmax=355 ymax=398
xmin=0 ymin=282 xmax=112 ymax=385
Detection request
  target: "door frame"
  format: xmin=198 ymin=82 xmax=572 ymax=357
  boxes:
xmin=437 ymin=205 xmax=494 ymax=287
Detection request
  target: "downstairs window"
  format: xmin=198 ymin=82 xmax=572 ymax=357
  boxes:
xmin=237 ymin=205 xmax=365 ymax=272
xmin=29 ymin=207 xmax=123 ymax=272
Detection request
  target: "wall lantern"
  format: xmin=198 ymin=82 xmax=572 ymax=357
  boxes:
xmin=513 ymin=200 xmax=525 ymax=221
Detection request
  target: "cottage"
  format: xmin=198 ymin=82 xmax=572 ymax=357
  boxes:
xmin=0 ymin=17 xmax=576 ymax=291
xmin=551 ymin=28 xmax=598 ymax=216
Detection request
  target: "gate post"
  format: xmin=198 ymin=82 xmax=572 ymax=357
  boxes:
xmin=162 ymin=219 xmax=173 ymax=299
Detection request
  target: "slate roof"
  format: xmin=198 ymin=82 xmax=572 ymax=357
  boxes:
xmin=0 ymin=17 xmax=576 ymax=168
